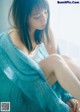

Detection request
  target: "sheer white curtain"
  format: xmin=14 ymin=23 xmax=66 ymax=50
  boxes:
xmin=48 ymin=0 xmax=80 ymax=63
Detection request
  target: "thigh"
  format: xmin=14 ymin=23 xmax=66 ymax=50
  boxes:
xmin=47 ymin=72 xmax=57 ymax=86
xmin=38 ymin=54 xmax=62 ymax=85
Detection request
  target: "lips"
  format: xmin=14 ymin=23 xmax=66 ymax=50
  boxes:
xmin=41 ymin=23 xmax=46 ymax=27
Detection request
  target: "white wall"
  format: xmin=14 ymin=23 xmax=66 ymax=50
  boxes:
xmin=0 ymin=0 xmax=13 ymax=33
xmin=49 ymin=0 xmax=80 ymax=44
xmin=48 ymin=0 xmax=80 ymax=61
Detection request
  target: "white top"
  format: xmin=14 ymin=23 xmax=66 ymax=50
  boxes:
xmin=18 ymin=42 xmax=49 ymax=62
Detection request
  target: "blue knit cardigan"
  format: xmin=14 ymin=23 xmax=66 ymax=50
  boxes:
xmin=0 ymin=32 xmax=73 ymax=112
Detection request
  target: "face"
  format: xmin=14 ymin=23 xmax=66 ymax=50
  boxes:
xmin=28 ymin=8 xmax=48 ymax=32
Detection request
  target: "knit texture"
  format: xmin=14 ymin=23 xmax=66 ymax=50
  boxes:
xmin=0 ymin=32 xmax=73 ymax=112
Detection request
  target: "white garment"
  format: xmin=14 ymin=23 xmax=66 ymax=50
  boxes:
xmin=18 ymin=42 xmax=49 ymax=62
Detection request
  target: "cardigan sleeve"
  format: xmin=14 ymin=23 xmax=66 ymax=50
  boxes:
xmin=0 ymin=35 xmax=70 ymax=112
xmin=52 ymin=81 xmax=74 ymax=104
xmin=17 ymin=76 xmax=70 ymax=112
xmin=0 ymin=50 xmax=70 ymax=112
xmin=61 ymin=88 xmax=75 ymax=103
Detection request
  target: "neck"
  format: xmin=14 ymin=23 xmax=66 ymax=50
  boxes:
xmin=28 ymin=29 xmax=37 ymax=50
xmin=29 ymin=28 xmax=35 ymax=42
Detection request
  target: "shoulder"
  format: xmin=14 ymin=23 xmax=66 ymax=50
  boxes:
xmin=8 ymin=30 xmax=25 ymax=51
xmin=0 ymin=32 xmax=8 ymax=47
xmin=0 ymin=32 xmax=8 ymax=62
xmin=0 ymin=32 xmax=7 ymax=40
xmin=8 ymin=30 xmax=21 ymax=46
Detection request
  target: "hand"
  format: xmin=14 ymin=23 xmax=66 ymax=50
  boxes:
xmin=67 ymin=99 xmax=80 ymax=112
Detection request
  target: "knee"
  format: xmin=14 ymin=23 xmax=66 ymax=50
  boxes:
xmin=51 ymin=54 xmax=63 ymax=61
xmin=50 ymin=54 xmax=65 ymax=66
xmin=62 ymin=55 xmax=71 ymax=61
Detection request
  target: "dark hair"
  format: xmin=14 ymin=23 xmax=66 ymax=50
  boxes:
xmin=9 ymin=0 xmax=50 ymax=52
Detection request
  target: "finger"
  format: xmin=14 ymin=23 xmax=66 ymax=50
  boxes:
xmin=67 ymin=102 xmax=74 ymax=112
xmin=67 ymin=101 xmax=72 ymax=107
xmin=73 ymin=100 xmax=79 ymax=112
xmin=77 ymin=102 xmax=80 ymax=112
xmin=75 ymin=101 xmax=79 ymax=112
xmin=69 ymin=108 xmax=74 ymax=112
xmin=69 ymin=99 xmax=77 ymax=111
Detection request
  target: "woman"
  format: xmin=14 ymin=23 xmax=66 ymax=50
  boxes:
xmin=0 ymin=0 xmax=80 ymax=111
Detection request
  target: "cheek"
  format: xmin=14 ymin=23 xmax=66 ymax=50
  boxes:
xmin=32 ymin=21 xmax=41 ymax=28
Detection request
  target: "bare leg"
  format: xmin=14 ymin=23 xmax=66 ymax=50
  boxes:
xmin=39 ymin=54 xmax=80 ymax=100
xmin=46 ymin=71 xmax=57 ymax=86
xmin=62 ymin=55 xmax=80 ymax=81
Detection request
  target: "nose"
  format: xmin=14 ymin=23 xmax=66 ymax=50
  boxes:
xmin=40 ymin=13 xmax=47 ymax=25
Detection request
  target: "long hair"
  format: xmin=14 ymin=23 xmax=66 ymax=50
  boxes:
xmin=8 ymin=0 xmax=51 ymax=52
